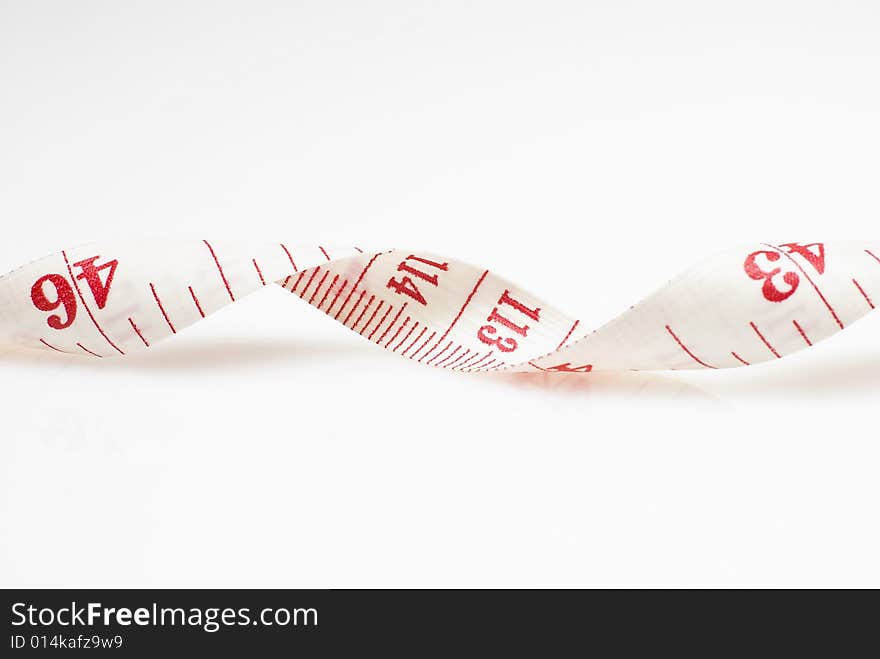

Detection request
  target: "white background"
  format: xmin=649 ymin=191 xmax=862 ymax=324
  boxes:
xmin=2 ymin=1 xmax=879 ymax=587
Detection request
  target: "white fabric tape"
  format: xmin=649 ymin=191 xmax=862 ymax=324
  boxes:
xmin=1 ymin=240 xmax=877 ymax=373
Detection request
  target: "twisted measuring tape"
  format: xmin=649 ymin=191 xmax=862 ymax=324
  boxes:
xmin=0 ymin=240 xmax=877 ymax=372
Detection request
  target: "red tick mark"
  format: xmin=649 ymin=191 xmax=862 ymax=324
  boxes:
xmin=129 ymin=318 xmax=150 ymax=347
xmin=665 ymin=325 xmax=716 ymax=369
xmin=750 ymin=321 xmax=781 ymax=358
xmin=152 ymin=283 xmax=177 ymax=333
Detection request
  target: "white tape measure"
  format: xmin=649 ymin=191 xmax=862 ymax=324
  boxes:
xmin=1 ymin=240 xmax=877 ymax=372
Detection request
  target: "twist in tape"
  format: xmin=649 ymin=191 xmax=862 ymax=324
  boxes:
xmin=1 ymin=240 xmax=877 ymax=373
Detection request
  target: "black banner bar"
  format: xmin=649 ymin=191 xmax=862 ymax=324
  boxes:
xmin=2 ymin=589 xmax=872 ymax=655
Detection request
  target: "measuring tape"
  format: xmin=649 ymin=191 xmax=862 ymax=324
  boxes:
xmin=1 ymin=240 xmax=877 ymax=372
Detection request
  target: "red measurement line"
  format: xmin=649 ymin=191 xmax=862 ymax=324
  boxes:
xmin=482 ymin=358 xmax=497 ymax=370
xmin=319 ymin=246 xmax=331 ymax=261
xmin=455 ymin=353 xmax=487 ymax=373
xmin=39 ymin=338 xmax=67 ymax=353
xmin=303 ymin=270 xmax=330 ymax=304
xmin=731 ymin=352 xmax=750 ymax=366
xmin=187 ymin=286 xmax=206 ymax=318
xmin=555 ymin=319 xmax=580 ymax=351
xmin=359 ymin=300 xmax=384 ymax=336
xmin=394 ymin=321 xmax=419 ymax=352
xmin=311 ymin=272 xmax=335 ymax=307
xmin=299 ymin=267 xmax=322 ymax=299
xmin=353 ymin=246 xmax=364 ymax=253
xmin=446 ymin=349 xmax=471 ymax=369
xmin=467 ymin=353 xmax=493 ymax=370
xmin=378 ymin=304 xmax=408 ymax=344
xmin=457 ymin=352 xmax=484 ymax=370
xmin=853 ymin=278 xmax=875 ymax=309
xmin=665 ymin=325 xmax=716 ymax=369
xmin=253 ymin=259 xmax=266 ymax=285
xmin=436 ymin=345 xmax=461 ymax=367
xmin=528 ymin=361 xmax=547 ymax=371
xmin=385 ymin=317 xmax=410 ymax=348
xmin=151 ymin=283 xmax=177 ymax=333
xmin=62 ymin=250 xmax=125 ymax=356
xmin=282 ymin=275 xmax=292 ymax=288
xmin=203 ymin=239 xmax=235 ymax=302
xmin=368 ymin=304 xmax=394 ymax=341
xmin=423 ymin=269 xmax=489 ymax=359
xmin=412 ymin=331 xmax=437 ymax=360
xmin=403 ymin=326 xmax=428 ymax=355
xmin=351 ymin=295 xmax=375 ymax=331
xmin=280 ymin=244 xmax=299 ymax=272
xmin=427 ymin=341 xmax=453 ymax=365
xmin=77 ymin=343 xmax=102 ymax=358
xmin=455 ymin=353 xmax=479 ymax=370
xmin=315 ymin=275 xmax=338 ymax=309
xmin=335 ymin=252 xmax=386 ymax=321
xmin=129 ymin=318 xmax=150 ymax=347
xmin=492 ymin=361 xmax=507 ymax=371
xmin=866 ymin=249 xmax=880 ymax=266
xmin=763 ymin=243 xmax=843 ymax=330
xmin=290 ymin=271 xmax=307 ymax=293
xmin=750 ymin=321 xmax=781 ymax=358
xmin=325 ymin=280 xmax=348 ymax=316
xmin=342 ymin=290 xmax=368 ymax=326
xmin=792 ymin=320 xmax=813 ymax=347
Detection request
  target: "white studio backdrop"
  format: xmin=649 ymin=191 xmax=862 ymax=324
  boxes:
xmin=1 ymin=1 xmax=879 ymax=587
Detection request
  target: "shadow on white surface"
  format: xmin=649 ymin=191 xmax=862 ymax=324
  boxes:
xmin=2 ymin=339 xmax=878 ymax=398
xmin=0 ymin=337 xmax=368 ymax=371
xmin=490 ymin=369 xmax=722 ymax=402
xmin=490 ymin=353 xmax=880 ymax=399
xmin=701 ymin=354 xmax=880 ymax=397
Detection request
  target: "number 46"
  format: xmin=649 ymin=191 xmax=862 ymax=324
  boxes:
xmin=31 ymin=255 xmax=118 ymax=330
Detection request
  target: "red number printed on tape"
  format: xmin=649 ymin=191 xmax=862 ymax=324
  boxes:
xmin=30 ymin=274 xmax=78 ymax=330
xmin=387 ymin=255 xmax=449 ymax=306
xmin=780 ymin=242 xmax=825 ymax=274
xmin=30 ymin=255 xmax=118 ymax=330
xmin=744 ymin=251 xmax=800 ymax=302
xmin=72 ymin=256 xmax=118 ymax=309
xmin=744 ymin=242 xmax=825 ymax=303
xmin=477 ymin=289 xmax=541 ymax=353
xmin=543 ymin=362 xmax=593 ymax=373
